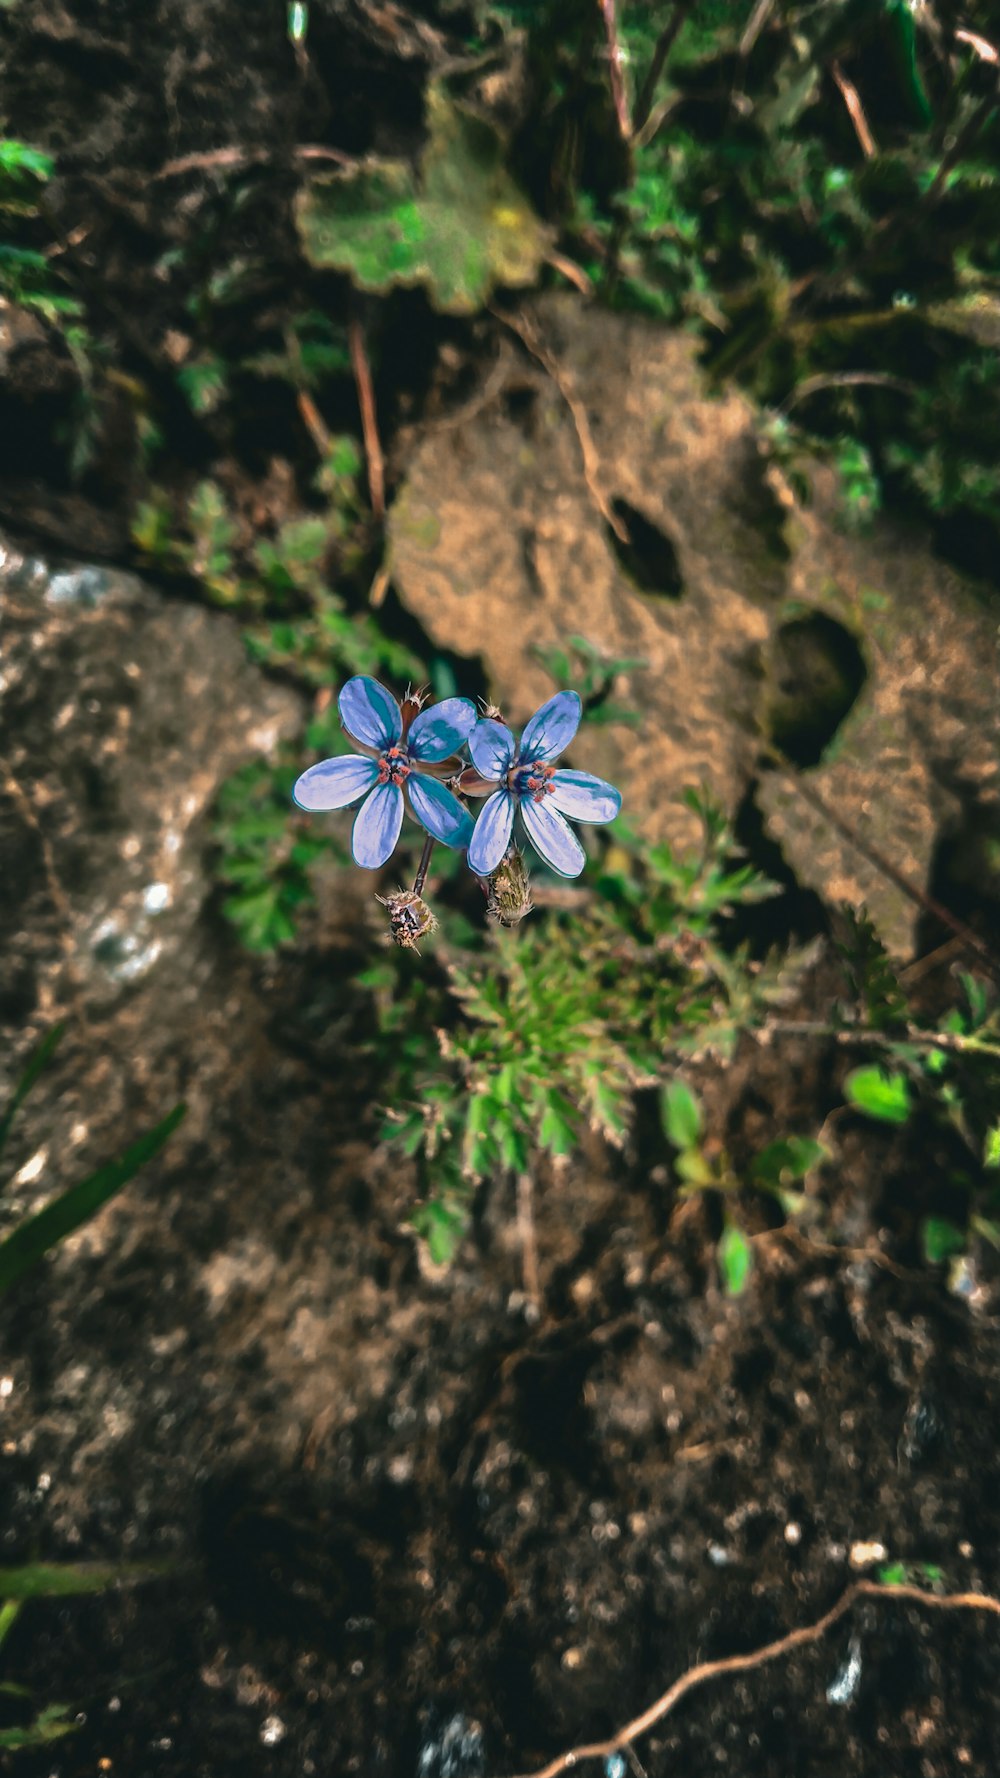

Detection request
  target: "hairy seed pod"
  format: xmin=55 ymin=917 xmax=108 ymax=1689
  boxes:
xmin=376 ymin=888 xmax=438 ymax=952
xmin=486 ymin=849 xmax=533 ymax=927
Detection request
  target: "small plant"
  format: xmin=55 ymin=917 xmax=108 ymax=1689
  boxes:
xmin=661 ymin=1078 xmax=828 ymax=1296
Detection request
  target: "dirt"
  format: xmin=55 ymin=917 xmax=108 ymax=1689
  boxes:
xmin=2 ymin=4 xmax=1000 ymax=1776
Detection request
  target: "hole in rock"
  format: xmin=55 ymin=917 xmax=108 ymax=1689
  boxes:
xmin=606 ymin=498 xmax=684 ymax=599
xmin=768 ymin=611 xmax=866 ymax=768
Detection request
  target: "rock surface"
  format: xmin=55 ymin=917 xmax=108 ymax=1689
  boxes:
xmin=389 ymin=294 xmax=1000 ymax=952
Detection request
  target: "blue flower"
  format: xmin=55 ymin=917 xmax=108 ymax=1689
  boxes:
xmin=293 ymin=677 xmax=477 ymax=868
xmin=465 ymin=691 xmax=621 ymax=878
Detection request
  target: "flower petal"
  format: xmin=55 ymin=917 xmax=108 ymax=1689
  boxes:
xmin=548 ymin=769 xmax=621 ymax=824
xmin=338 ymin=676 xmax=402 ymax=750
xmin=407 ymin=774 xmax=475 ymax=850
xmin=468 ymin=790 xmax=516 ymax=876
xmin=293 ymin=754 xmax=379 ymax=811
xmin=520 ymin=798 xmax=586 ymax=878
xmin=351 ymin=781 xmax=404 ymax=868
xmin=518 ymin=691 xmax=581 ymax=763
xmin=469 ymin=718 xmax=516 ymax=780
xmin=407 ymin=697 xmax=478 ymax=763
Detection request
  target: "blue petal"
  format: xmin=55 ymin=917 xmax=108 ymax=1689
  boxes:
xmin=548 ymin=769 xmax=621 ymax=824
xmin=407 ymin=697 xmax=478 ymax=762
xmin=520 ymin=798 xmax=586 ymax=878
xmin=518 ymin=691 xmax=581 ymax=763
xmin=468 ymin=790 xmax=515 ymax=876
xmin=407 ymin=774 xmax=475 ymax=849
xmin=338 ymin=676 xmax=402 ymax=750
xmin=469 ymin=718 xmax=516 ymax=780
xmin=293 ymin=754 xmax=379 ymax=811
xmin=351 ymin=782 xmax=404 ymax=868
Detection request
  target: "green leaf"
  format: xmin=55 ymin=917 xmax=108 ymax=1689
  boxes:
xmin=0 ymin=1705 xmax=75 ymax=1752
xmin=539 ymin=1090 xmax=578 ymax=1160
xmin=0 ymin=1025 xmax=64 ymax=1166
xmin=718 ymin=1223 xmax=753 ymax=1297
xmin=751 ymin=1136 xmax=827 ymax=1189
xmin=921 ymin=1216 xmax=966 ymax=1264
xmin=661 ymin=1078 xmax=702 ymax=1150
xmin=844 ymin=1065 xmax=912 ymax=1124
xmin=296 ymin=85 xmax=549 ymax=313
xmin=411 ymin=1199 xmax=465 ymax=1266
xmin=0 ymin=1560 xmax=168 ymax=1599
xmin=984 ymin=1124 xmax=1000 ymax=1170
xmin=0 ymin=1104 xmax=185 ymax=1295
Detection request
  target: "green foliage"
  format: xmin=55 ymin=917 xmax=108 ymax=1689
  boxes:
xmin=0 ymin=1028 xmax=185 ymax=1294
xmin=659 ymin=1071 xmax=828 ymax=1293
xmin=529 ymin=0 xmax=1000 ymax=554
xmin=365 ymin=798 xmax=809 ymax=1258
xmin=133 ymin=439 xmax=419 ymax=691
xmin=532 ymin=634 xmax=646 ymax=727
xmin=296 ymin=85 xmax=550 ymax=313
xmin=718 ymin=1222 xmax=753 ymax=1298
xmin=213 ymin=746 xmax=342 ymax=952
xmin=844 ymin=1064 xmax=912 ymax=1125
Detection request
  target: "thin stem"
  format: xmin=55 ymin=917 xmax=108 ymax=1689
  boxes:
xmin=766 ymin=1021 xmax=1000 ymax=1060
xmin=760 ymin=741 xmax=1000 ymax=983
xmin=412 ymin=835 xmax=435 ymax=898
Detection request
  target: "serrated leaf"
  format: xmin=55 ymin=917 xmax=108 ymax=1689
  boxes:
xmin=296 ymin=86 xmax=549 ymax=314
xmin=844 ymin=1065 xmax=912 ymax=1125
xmin=661 ymin=1078 xmax=702 ymax=1150
xmin=718 ymin=1223 xmax=753 ymax=1297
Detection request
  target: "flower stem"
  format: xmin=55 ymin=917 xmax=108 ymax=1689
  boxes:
xmin=412 ymin=835 xmax=435 ymax=897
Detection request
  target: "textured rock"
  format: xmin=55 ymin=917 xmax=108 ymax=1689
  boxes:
xmin=389 ymin=294 xmax=1000 ymax=952
xmin=0 ymin=536 xmax=303 ymax=1030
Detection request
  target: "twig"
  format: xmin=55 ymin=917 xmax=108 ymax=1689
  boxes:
xmin=754 ymin=1221 xmax=920 ymax=1282
xmin=151 ymin=144 xmax=355 ymax=180
xmin=738 ymin=0 xmax=775 ymax=60
xmin=830 ymin=61 xmax=878 ymax=159
xmin=516 ymin=1171 xmax=542 ymax=1318
xmin=492 ymin=306 xmax=628 ymax=543
xmin=512 ymin=1580 xmax=1000 ymax=1778
xmin=956 ymin=28 xmax=1000 ymax=66
xmin=348 ymin=314 xmax=386 ymax=525
xmin=761 ymin=742 xmax=1000 ymax=983
xmin=545 ymin=250 xmax=594 ymax=296
xmin=765 ymin=1019 xmax=1000 ymax=1061
xmin=633 ymin=0 xmax=696 ymax=136
xmin=777 ymin=370 xmax=914 ymax=415
xmin=296 ymin=388 xmax=333 ymax=457
xmin=598 ymin=0 xmax=631 ymax=140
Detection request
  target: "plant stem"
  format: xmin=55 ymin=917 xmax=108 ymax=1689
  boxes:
xmin=767 ymin=1021 xmax=1000 ymax=1060
xmin=412 ymin=835 xmax=435 ymax=897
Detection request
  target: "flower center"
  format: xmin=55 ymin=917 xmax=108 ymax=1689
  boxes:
xmin=377 ymin=744 xmax=412 ymax=785
xmin=509 ymin=758 xmax=555 ymax=803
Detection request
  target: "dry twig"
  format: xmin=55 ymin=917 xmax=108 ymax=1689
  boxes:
xmin=598 ymin=0 xmax=632 ymax=140
xmin=830 ymin=61 xmax=878 ymax=159
xmin=348 ymin=314 xmax=386 ymax=525
xmin=492 ymin=306 xmax=628 ymax=543
xmin=512 ymin=1580 xmax=1000 ymax=1778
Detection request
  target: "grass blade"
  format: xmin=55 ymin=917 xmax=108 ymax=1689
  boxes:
xmin=0 ymin=1026 xmax=65 ymax=1168
xmin=0 ymin=1104 xmax=185 ymax=1296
